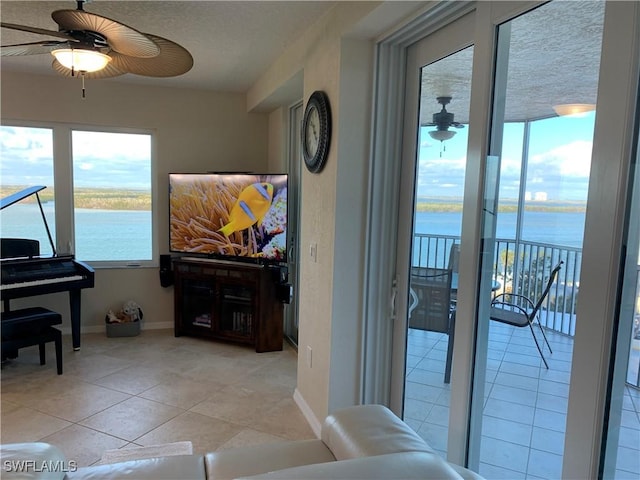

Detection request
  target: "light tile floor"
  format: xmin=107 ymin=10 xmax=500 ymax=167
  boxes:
xmin=3 ymin=325 xmax=638 ymax=478
xmin=404 ymin=322 xmax=640 ymax=480
xmin=1 ymin=329 xmax=314 ymax=467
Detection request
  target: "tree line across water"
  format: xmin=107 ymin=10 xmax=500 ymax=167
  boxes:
xmin=2 ymin=186 xmax=584 ymax=214
xmin=1 ymin=186 xmax=151 ymax=211
xmin=416 ymin=198 xmax=586 ymax=213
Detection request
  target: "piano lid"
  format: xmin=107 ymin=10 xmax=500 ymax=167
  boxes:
xmin=1 ymin=186 xmax=56 ymax=256
xmin=1 ymin=186 xmax=46 ymax=210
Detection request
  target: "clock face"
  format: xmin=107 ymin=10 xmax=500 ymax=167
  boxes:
xmin=302 ymin=91 xmax=331 ymax=173
xmin=304 ymin=106 xmax=320 ymax=156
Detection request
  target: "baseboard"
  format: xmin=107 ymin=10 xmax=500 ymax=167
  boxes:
xmin=60 ymin=321 xmax=174 ymax=335
xmin=293 ymin=387 xmax=322 ymax=438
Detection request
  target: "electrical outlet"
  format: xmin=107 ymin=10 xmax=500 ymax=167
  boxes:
xmin=306 ymin=345 xmax=312 ymax=368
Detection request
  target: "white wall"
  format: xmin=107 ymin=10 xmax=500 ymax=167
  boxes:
xmin=1 ymin=71 xmax=269 ymax=332
xmin=267 ymin=107 xmax=286 ymax=173
xmin=249 ymin=1 xmax=423 ymax=429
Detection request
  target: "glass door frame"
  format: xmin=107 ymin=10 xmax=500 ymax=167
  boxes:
xmin=391 ymin=7 xmax=476 ymax=451
xmin=365 ymin=1 xmax=640 ymax=476
xmin=284 ymin=101 xmax=303 ymax=346
xmin=562 ymin=3 xmax=640 ymax=477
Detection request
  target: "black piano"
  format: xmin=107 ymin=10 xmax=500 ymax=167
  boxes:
xmin=1 ymin=186 xmax=95 ymax=350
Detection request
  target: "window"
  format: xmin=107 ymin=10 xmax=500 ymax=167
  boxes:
xmin=0 ymin=123 xmax=154 ymax=266
xmin=0 ymin=126 xmax=56 ymax=257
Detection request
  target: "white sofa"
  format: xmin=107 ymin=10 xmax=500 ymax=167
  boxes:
xmin=1 ymin=404 xmax=484 ymax=479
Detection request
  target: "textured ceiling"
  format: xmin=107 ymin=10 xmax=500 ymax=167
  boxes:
xmin=419 ymin=1 xmax=605 ymax=124
xmin=1 ymin=1 xmax=605 ymax=121
xmin=0 ymin=0 xmax=336 ymax=92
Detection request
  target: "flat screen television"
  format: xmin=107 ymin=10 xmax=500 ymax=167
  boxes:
xmin=169 ymin=173 xmax=288 ymax=263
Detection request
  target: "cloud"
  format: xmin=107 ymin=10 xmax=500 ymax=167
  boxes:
xmin=416 ymin=142 xmax=467 ymax=196
xmin=72 ymin=131 xmax=151 ymax=162
xmin=1 ymin=126 xmax=151 ymax=190
xmin=529 ymin=140 xmax=592 ymax=178
xmin=416 ymin=137 xmax=593 ymax=201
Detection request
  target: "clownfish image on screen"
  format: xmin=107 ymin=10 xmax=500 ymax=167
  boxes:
xmin=218 ymin=182 xmax=274 ymax=236
xmin=169 ymin=173 xmax=288 ymax=261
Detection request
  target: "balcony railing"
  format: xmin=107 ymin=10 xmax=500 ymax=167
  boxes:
xmin=413 ymin=233 xmax=581 ymax=336
xmin=413 ymin=233 xmax=640 ymax=388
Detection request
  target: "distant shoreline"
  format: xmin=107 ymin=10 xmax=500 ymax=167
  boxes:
xmin=416 ymin=198 xmax=586 ymax=213
xmin=1 ymin=185 xmax=585 ymax=213
xmin=1 ymin=186 xmax=151 ymax=211
xmin=415 ymin=203 xmax=586 ymax=213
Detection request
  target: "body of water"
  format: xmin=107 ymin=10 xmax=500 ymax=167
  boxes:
xmin=1 ymin=204 xmax=586 ymax=263
xmin=414 ymin=210 xmax=585 ymax=249
xmin=0 ymin=204 xmax=151 ymax=261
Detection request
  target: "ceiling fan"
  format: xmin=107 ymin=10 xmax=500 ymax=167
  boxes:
xmin=423 ymin=96 xmax=465 ymax=133
xmin=1 ymin=0 xmax=193 ymax=80
xmin=422 ymin=96 xmax=465 ymax=156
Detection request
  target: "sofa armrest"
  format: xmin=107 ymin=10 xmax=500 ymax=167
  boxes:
xmin=64 ymin=455 xmax=206 ymax=480
xmin=321 ymin=404 xmax=435 ymax=460
xmin=237 ymin=452 xmax=465 ymax=480
xmin=205 ymin=439 xmax=334 ymax=480
xmin=1 ymin=443 xmax=68 ymax=480
xmin=449 ymin=463 xmax=486 ymax=480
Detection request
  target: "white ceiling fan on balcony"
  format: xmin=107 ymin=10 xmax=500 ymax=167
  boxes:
xmin=1 ymin=0 xmax=193 ymax=94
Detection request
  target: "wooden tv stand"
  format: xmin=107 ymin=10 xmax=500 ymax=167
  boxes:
xmin=173 ymin=257 xmax=283 ymax=352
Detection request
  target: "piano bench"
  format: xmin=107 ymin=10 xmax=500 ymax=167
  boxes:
xmin=1 ymin=307 xmax=63 ymax=375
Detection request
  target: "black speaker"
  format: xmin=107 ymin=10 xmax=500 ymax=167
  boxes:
xmin=276 ymin=283 xmax=292 ymax=304
xmin=159 ymin=254 xmax=174 ymax=287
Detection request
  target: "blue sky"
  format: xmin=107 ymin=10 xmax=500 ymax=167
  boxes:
xmin=2 ymin=113 xmax=595 ymax=201
xmin=417 ymin=111 xmax=596 ymax=202
xmin=0 ymin=127 xmax=151 ymax=190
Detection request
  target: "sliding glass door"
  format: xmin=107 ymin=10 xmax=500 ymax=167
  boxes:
xmin=392 ymin=9 xmax=475 ymax=458
xmin=470 ymin=3 xmax=605 ymax=477
xmin=600 ymin=77 xmax=640 ymax=480
xmin=379 ymin=1 xmax=640 ymax=478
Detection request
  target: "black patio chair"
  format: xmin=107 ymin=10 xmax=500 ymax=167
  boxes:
xmin=408 ymin=267 xmax=455 ymax=383
xmin=489 ymin=260 xmax=564 ymax=369
xmin=447 ymin=243 xmax=460 ymax=307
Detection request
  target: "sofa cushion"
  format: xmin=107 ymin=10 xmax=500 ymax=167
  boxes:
xmin=64 ymin=455 xmax=206 ymax=480
xmin=205 ymin=439 xmax=335 ymax=480
xmin=1 ymin=443 xmax=67 ymax=480
xmin=237 ymin=451 xmax=464 ymax=479
xmin=321 ymin=404 xmax=435 ymax=460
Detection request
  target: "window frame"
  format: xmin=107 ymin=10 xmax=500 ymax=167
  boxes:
xmin=1 ymin=119 xmax=158 ymax=268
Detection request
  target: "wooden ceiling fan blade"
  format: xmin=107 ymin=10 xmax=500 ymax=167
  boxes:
xmin=1 ymin=41 xmax=69 ymax=57
xmin=109 ymin=34 xmax=193 ymax=78
xmin=51 ymin=9 xmax=159 ymax=58
xmin=1 ymin=22 xmax=74 ymax=41
xmin=52 ymin=57 xmax=125 ymax=79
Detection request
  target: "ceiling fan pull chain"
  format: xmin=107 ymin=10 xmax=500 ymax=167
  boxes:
xmin=81 ymin=73 xmax=86 ymax=99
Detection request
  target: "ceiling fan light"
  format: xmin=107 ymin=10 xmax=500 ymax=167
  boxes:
xmin=428 ymin=129 xmax=456 ymax=142
xmin=552 ymin=103 xmax=596 ymax=117
xmin=51 ymin=49 xmax=111 ymax=73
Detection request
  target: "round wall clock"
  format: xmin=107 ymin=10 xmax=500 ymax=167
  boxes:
xmin=301 ymin=90 xmax=331 ymax=173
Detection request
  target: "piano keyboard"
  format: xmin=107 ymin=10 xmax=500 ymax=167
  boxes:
xmin=0 ymin=275 xmax=84 ymax=290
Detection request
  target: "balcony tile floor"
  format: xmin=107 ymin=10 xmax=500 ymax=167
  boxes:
xmin=404 ymin=322 xmax=640 ymax=479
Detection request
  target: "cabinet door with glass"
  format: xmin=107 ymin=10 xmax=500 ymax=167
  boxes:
xmin=216 ymin=280 xmax=257 ymax=343
xmin=174 ymin=269 xmax=216 ymax=336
